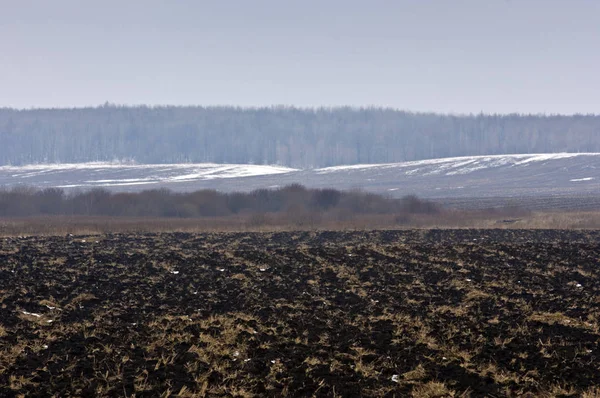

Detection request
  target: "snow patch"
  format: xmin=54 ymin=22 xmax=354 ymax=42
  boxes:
xmin=570 ymin=177 xmax=595 ymax=182
xmin=5 ymin=162 xmax=298 ymax=188
xmin=315 ymin=153 xmax=600 ymax=176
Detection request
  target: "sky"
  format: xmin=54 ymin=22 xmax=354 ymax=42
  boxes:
xmin=1 ymin=0 xmax=599 ymax=114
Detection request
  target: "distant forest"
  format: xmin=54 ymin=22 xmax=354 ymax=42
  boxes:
xmin=1 ymin=105 xmax=599 ymax=167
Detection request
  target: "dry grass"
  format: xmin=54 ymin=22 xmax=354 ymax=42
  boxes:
xmin=411 ymin=381 xmax=456 ymax=397
xmin=583 ymin=387 xmax=600 ymax=398
xmin=3 ymin=209 xmax=600 ymax=236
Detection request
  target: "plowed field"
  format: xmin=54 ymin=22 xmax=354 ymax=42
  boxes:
xmin=1 ymin=230 xmax=600 ymax=397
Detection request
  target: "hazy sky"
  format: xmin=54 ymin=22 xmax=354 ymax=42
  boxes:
xmin=1 ymin=0 xmax=599 ymax=114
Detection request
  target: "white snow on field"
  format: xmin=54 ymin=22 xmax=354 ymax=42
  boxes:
xmin=570 ymin=177 xmax=595 ymax=182
xmin=2 ymin=162 xmax=298 ymax=188
xmin=3 ymin=153 xmax=600 ymax=189
xmin=513 ymin=153 xmax=582 ymax=165
xmin=168 ymin=165 xmax=296 ymax=182
xmin=1 ymin=162 xmax=142 ymax=173
xmin=85 ymin=178 xmax=156 ymax=183
xmin=0 ymin=162 xmax=296 ymax=174
xmin=315 ymin=153 xmax=600 ymax=176
xmin=57 ymin=181 xmax=160 ymax=188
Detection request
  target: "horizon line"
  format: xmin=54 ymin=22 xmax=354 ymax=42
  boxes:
xmin=1 ymin=103 xmax=599 ymax=118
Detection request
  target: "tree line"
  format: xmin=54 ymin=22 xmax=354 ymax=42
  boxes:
xmin=0 ymin=185 xmax=438 ymax=218
xmin=1 ymin=105 xmax=599 ymax=167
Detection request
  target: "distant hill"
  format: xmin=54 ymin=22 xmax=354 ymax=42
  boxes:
xmin=1 ymin=106 xmax=599 ymax=167
xmin=2 ymin=153 xmax=600 ymax=210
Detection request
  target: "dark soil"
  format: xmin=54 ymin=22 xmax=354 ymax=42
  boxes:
xmin=1 ymin=230 xmax=600 ymax=397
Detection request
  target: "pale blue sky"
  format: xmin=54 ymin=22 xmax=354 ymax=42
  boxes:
xmin=1 ymin=0 xmax=599 ymax=114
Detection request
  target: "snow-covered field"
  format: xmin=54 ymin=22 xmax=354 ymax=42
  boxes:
xmin=315 ymin=153 xmax=598 ymax=176
xmin=2 ymin=154 xmax=600 ymax=208
xmin=0 ymin=163 xmax=297 ymax=188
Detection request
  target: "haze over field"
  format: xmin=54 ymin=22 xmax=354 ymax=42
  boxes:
xmin=1 ymin=1 xmax=599 ymax=206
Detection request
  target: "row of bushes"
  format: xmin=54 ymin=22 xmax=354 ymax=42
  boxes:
xmin=0 ymin=185 xmax=438 ymax=218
